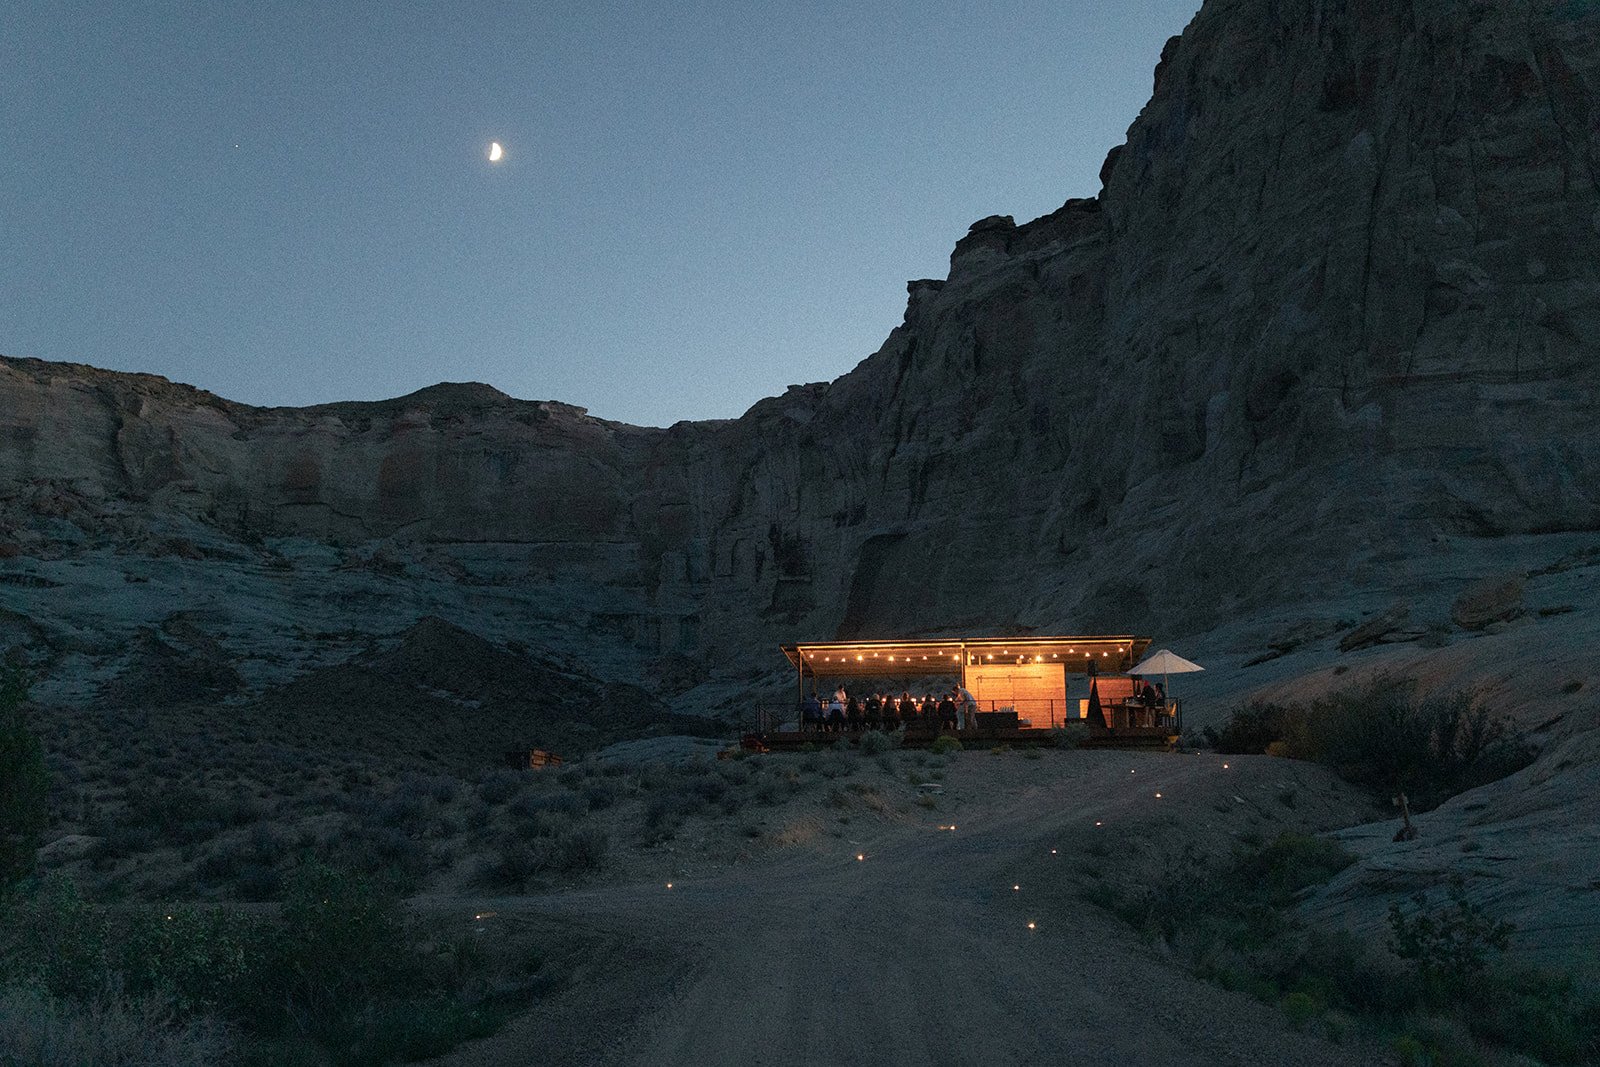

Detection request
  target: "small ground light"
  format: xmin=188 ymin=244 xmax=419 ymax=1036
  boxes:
xmin=1155 ymin=792 xmax=1163 ymax=798
xmin=666 ymin=882 xmax=673 ymax=889
xmin=1050 ymin=848 xmax=1058 ymax=854
xmin=1027 ymin=921 xmax=1037 ymax=930
xmin=1095 ymin=820 xmax=1103 ymax=827
xmin=856 ymin=853 xmax=865 ymax=861
xmin=1223 ymin=763 xmax=1230 ymax=769
xmin=1012 ymin=884 xmax=1020 ymax=891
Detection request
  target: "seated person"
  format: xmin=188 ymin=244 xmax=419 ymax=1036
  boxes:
xmin=937 ymin=694 xmax=958 ymax=729
xmin=901 ymin=692 xmax=921 ymax=724
xmin=846 ymin=696 xmax=864 ymax=731
xmin=801 ymin=693 xmax=823 ymax=732
xmin=881 ymin=695 xmax=900 ymax=728
xmin=826 ymin=697 xmax=845 ymax=732
xmin=864 ymin=694 xmax=882 ymax=728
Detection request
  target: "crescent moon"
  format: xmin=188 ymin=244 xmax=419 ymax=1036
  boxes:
xmin=488 ymin=141 xmax=504 ymax=162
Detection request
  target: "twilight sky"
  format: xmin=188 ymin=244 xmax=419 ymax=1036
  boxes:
xmin=1 ymin=1 xmax=1199 ymax=427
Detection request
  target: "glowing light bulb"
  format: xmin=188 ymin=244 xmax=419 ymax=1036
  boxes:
xmin=1012 ymin=884 xmax=1020 ymax=891
xmin=1027 ymin=921 xmax=1037 ymax=930
xmin=856 ymin=853 xmax=865 ymax=862
xmin=666 ymin=882 xmax=673 ymax=889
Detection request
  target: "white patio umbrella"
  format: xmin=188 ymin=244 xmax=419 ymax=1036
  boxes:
xmin=1128 ymin=649 xmax=1205 ymax=710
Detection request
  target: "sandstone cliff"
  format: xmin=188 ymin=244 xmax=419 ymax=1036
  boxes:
xmin=3 ymin=0 xmax=1598 ymax=717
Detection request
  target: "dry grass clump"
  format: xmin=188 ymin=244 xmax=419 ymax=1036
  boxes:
xmin=0 ymin=986 xmax=229 ymax=1067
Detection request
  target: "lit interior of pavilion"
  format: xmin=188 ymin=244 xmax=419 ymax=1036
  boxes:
xmin=769 ymin=635 xmax=1182 ymax=747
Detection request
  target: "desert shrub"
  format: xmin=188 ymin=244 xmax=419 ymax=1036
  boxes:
xmin=550 ymin=827 xmax=608 ymax=874
xmin=930 ymin=736 xmax=962 ymax=756
xmin=857 ymin=731 xmax=893 ymax=756
xmin=512 ymin=789 xmax=586 ymax=819
xmin=0 ymin=985 xmax=229 ymax=1067
xmin=1387 ymin=884 xmax=1515 ymax=996
xmin=582 ymin=781 xmax=619 ymax=811
xmin=1208 ymin=681 xmax=1535 ymax=810
xmin=0 ymin=668 xmax=47 ymax=889
xmin=1048 ymin=722 xmax=1089 ymax=749
xmin=331 ymin=826 xmax=429 ymax=892
xmin=1091 ymin=833 xmax=1596 ymax=1065
xmin=194 ymin=824 xmax=289 ymax=900
xmin=375 ymin=785 xmax=431 ymax=830
xmin=1205 ymin=701 xmax=1293 ymax=754
xmin=483 ymin=843 xmax=550 ymax=890
xmin=476 ymin=771 xmax=523 ymax=806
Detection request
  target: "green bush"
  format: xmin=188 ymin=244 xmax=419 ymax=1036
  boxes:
xmin=0 ymin=668 xmax=48 ymax=890
xmin=1388 ymin=884 xmax=1515 ymax=996
xmin=1205 ymin=702 xmax=1293 ymax=754
xmin=1207 ymin=680 xmax=1535 ymax=810
xmin=930 ymin=736 xmax=962 ymax=756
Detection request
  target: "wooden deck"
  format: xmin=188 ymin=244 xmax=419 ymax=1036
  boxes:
xmin=756 ymin=724 xmax=1174 ymax=751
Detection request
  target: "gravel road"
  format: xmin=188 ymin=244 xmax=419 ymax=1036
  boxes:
xmin=436 ymin=753 xmax=1378 ymax=1066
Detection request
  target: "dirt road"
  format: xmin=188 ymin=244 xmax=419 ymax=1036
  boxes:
xmin=438 ymin=752 xmax=1377 ymax=1066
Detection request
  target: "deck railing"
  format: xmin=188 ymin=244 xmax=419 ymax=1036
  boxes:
xmin=754 ymin=699 xmax=1180 ymax=735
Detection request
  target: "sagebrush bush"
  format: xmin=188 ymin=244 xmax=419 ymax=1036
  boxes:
xmin=930 ymin=736 xmax=962 ymax=756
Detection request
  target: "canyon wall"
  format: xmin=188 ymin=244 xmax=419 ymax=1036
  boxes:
xmin=3 ymin=0 xmax=1599 ymax=712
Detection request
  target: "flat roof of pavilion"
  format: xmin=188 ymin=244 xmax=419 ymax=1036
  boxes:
xmin=780 ymin=635 xmax=1151 ymax=677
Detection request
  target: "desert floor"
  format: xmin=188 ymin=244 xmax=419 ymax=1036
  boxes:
xmin=428 ymin=748 xmax=1384 ymax=1066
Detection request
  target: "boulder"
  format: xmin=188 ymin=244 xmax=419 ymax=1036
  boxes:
xmin=1339 ymin=602 xmax=1417 ymax=653
xmin=1451 ymin=573 xmax=1527 ymax=630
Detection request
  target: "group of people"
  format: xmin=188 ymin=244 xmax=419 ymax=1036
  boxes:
xmin=800 ymin=686 xmax=976 ymax=733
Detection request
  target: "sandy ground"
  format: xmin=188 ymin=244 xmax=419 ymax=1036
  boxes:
xmin=430 ymin=750 xmax=1384 ymax=1066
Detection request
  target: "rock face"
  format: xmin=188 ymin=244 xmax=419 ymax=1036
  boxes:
xmin=3 ymin=0 xmax=1600 ymax=717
